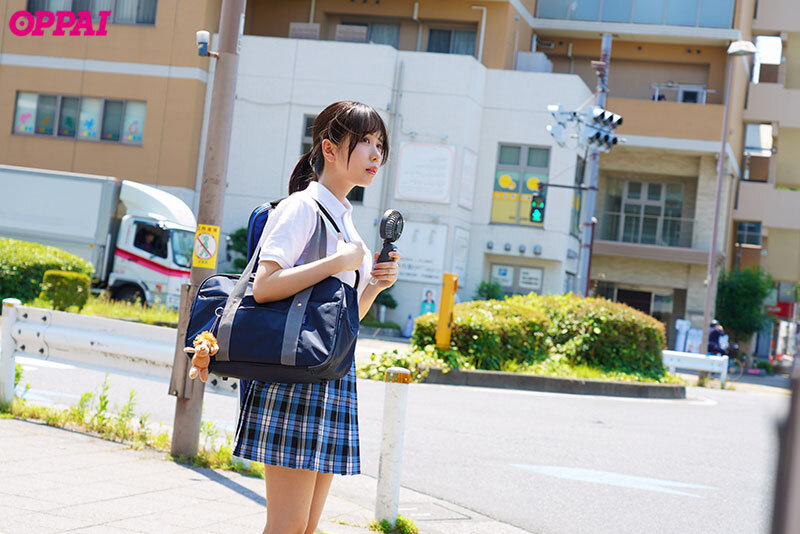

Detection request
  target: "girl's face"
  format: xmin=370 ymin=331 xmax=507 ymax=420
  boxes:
xmin=325 ymin=132 xmax=384 ymax=188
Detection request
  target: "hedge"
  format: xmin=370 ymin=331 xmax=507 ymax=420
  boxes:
xmin=411 ymin=300 xmax=550 ymax=370
xmin=508 ymin=293 xmax=666 ymax=377
xmin=39 ymin=270 xmax=92 ymax=311
xmin=0 ymin=238 xmax=94 ymax=302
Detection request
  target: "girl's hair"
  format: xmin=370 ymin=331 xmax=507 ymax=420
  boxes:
xmin=289 ymin=101 xmax=389 ymax=194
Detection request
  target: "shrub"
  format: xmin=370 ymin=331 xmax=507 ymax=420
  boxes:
xmin=756 ymin=360 xmax=774 ymax=374
xmin=508 ymin=293 xmax=666 ymax=377
xmin=474 ymin=280 xmax=505 ymax=300
xmin=39 ymin=270 xmax=92 ymax=311
xmin=0 ymin=238 xmax=94 ymax=302
xmin=412 ymin=300 xmax=550 ymax=370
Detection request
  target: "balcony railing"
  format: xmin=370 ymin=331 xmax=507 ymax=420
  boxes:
xmin=599 ymin=211 xmax=694 ymax=248
xmin=536 ymin=0 xmax=735 ymax=29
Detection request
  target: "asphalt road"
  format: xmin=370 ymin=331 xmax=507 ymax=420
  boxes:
xmin=13 ymin=352 xmax=791 ymax=534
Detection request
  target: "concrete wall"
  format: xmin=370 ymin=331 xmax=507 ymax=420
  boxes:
xmin=205 ymin=35 xmax=590 ymax=324
xmin=776 ymin=127 xmax=800 ymax=188
xmin=764 ymin=228 xmax=800 ymax=282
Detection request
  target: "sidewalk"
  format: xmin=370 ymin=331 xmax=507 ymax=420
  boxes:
xmin=0 ymin=418 xmax=528 ymax=534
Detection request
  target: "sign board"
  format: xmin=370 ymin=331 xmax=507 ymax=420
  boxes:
xmin=452 ymin=227 xmax=470 ymax=281
xmin=491 ymin=265 xmax=514 ymax=287
xmin=458 ymin=149 xmax=477 ymax=210
xmin=394 ymin=142 xmax=455 ymax=203
xmin=685 ymin=328 xmax=703 ymax=354
xmin=518 ymin=267 xmax=543 ymax=292
xmin=396 ymin=221 xmax=448 ymax=283
xmin=193 ymin=224 xmax=220 ymax=269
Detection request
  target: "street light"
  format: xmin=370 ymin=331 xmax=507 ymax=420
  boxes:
xmin=699 ymin=40 xmax=756 ymax=357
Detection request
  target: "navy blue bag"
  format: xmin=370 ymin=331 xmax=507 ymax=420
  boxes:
xmin=185 ymin=200 xmax=360 ymax=383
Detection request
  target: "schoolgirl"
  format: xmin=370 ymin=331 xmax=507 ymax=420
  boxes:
xmin=235 ymin=101 xmax=400 ymax=534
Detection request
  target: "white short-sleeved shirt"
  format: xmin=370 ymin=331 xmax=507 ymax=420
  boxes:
xmin=258 ymin=181 xmax=372 ymax=298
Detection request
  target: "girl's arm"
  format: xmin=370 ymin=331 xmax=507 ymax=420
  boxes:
xmin=358 ymin=283 xmax=381 ymax=320
xmin=358 ymin=251 xmax=401 ymax=320
xmin=253 ymin=239 xmax=364 ymax=303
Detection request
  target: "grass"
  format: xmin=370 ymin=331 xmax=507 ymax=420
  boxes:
xmin=368 ymin=515 xmax=419 ymax=534
xmin=26 ymin=292 xmax=179 ymax=327
xmin=2 ymin=369 xmax=264 ymax=478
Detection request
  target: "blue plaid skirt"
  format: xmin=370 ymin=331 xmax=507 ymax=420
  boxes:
xmin=233 ymin=363 xmax=360 ymax=475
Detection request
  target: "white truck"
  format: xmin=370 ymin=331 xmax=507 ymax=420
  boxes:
xmin=0 ymin=164 xmax=196 ymax=309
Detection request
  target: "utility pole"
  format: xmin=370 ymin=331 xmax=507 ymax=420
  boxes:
xmin=576 ymin=33 xmax=612 ymax=297
xmin=168 ymin=0 xmax=247 ymax=457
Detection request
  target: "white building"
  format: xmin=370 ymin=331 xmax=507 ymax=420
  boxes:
xmin=193 ymin=35 xmax=591 ymax=325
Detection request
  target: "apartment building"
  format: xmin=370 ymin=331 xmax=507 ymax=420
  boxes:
xmin=733 ymin=0 xmax=800 ymax=355
xmin=0 ymin=0 xmax=220 ymax=206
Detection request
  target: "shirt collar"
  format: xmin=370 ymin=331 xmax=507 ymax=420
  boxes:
xmin=307 ymin=181 xmax=352 ymax=218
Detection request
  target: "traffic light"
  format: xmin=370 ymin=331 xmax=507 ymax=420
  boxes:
xmin=530 ymin=192 xmax=546 ymax=224
xmin=580 ymin=106 xmax=623 ymax=152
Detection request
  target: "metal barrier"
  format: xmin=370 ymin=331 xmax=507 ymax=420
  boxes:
xmin=0 ymin=298 xmax=237 ymax=401
xmin=662 ymin=349 xmax=729 ymax=388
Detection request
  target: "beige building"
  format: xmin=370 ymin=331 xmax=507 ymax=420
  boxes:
xmin=735 ymin=0 xmax=800 ymax=347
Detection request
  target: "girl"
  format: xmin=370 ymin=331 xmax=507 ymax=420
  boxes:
xmin=237 ymin=101 xmax=400 ymax=534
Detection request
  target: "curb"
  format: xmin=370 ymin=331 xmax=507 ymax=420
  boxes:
xmin=422 ymin=367 xmax=686 ymax=399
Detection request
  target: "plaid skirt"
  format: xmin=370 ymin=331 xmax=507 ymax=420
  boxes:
xmin=233 ymin=363 xmax=360 ymax=475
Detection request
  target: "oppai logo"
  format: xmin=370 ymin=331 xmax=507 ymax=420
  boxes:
xmin=9 ymin=10 xmax=110 ymax=36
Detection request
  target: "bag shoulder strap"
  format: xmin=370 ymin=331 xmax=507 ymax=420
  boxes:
xmin=313 ymin=199 xmax=360 ymax=290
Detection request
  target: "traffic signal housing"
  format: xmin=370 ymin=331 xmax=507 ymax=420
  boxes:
xmin=580 ymin=106 xmax=623 ymax=152
xmin=530 ymin=192 xmax=546 ymax=225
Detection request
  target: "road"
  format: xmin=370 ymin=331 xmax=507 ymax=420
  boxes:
xmin=13 ymin=349 xmax=791 ymax=533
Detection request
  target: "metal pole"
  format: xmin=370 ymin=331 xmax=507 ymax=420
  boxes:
xmin=700 ymin=54 xmax=734 ymax=357
xmin=169 ymin=0 xmax=246 ymax=458
xmin=584 ymin=217 xmax=597 ymax=296
xmin=0 ymin=298 xmax=21 ymax=406
xmin=375 ymin=367 xmax=411 ymax=524
xmin=576 ymin=33 xmax=612 ymax=297
xmin=771 ymin=365 xmax=800 ymax=533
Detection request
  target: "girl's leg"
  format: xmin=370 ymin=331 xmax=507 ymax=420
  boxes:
xmin=263 ymin=464 xmax=317 ymax=534
xmin=303 ymin=472 xmax=334 ymax=534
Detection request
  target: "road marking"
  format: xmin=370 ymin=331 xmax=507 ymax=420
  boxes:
xmin=513 ymin=465 xmax=717 ymax=498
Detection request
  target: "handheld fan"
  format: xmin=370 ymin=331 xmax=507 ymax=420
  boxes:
xmin=370 ymin=209 xmax=404 ymax=284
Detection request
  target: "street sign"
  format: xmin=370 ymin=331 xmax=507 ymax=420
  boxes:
xmin=192 ymin=224 xmax=220 ymax=269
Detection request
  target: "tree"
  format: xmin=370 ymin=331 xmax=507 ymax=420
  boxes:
xmin=715 ymin=267 xmax=774 ymax=345
xmin=228 ymin=227 xmax=248 ymax=271
xmin=474 ymin=280 xmax=505 ymax=300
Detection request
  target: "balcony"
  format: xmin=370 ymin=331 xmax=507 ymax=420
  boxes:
xmin=532 ymin=0 xmax=739 ymax=44
xmin=744 ymin=83 xmax=800 ymax=128
xmin=753 ymin=0 xmax=800 ymax=33
xmin=735 ymin=181 xmax=800 ymax=232
xmin=599 ymin=211 xmax=694 ymax=248
xmin=608 ymin=97 xmax=724 ymax=142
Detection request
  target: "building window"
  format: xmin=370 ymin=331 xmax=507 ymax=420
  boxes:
xmin=300 ymin=114 xmax=363 ymax=203
xmin=491 ymin=144 xmax=550 ymax=226
xmin=536 ymin=0 xmax=734 ymax=29
xmin=13 ymin=92 xmax=146 ymax=145
xmin=427 ymin=28 xmax=477 ymax=56
xmin=737 ymin=222 xmax=762 ymax=246
xmin=341 ymin=21 xmax=400 ymax=48
xmin=600 ymin=178 xmax=691 ymax=247
xmin=25 ymin=0 xmax=158 ymax=25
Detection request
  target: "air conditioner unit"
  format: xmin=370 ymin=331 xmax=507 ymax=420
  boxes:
xmin=335 ymin=24 xmax=367 ymax=43
xmin=289 ymin=22 xmax=320 ymax=40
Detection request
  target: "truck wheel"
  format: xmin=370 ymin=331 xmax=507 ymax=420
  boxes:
xmin=113 ymin=285 xmax=145 ymax=305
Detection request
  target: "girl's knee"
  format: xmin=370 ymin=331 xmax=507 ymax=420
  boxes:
xmin=265 ymin=518 xmax=308 ymax=534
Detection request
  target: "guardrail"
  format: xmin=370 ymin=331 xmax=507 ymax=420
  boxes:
xmin=663 ymin=349 xmax=729 ymax=388
xmin=0 ymin=299 xmax=236 ymax=405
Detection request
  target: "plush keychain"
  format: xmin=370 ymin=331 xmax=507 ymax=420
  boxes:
xmin=183 ymin=331 xmax=218 ymax=383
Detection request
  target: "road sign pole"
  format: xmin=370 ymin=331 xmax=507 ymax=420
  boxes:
xmin=168 ymin=0 xmax=246 ymax=458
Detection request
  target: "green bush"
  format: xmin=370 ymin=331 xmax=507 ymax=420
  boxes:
xmin=412 ymin=300 xmax=550 ymax=370
xmin=508 ymin=293 xmax=666 ymax=377
xmin=756 ymin=360 xmax=774 ymax=374
xmin=0 ymin=238 xmax=94 ymax=302
xmin=39 ymin=270 xmax=92 ymax=311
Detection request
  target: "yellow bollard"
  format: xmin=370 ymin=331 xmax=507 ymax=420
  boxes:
xmin=435 ymin=273 xmax=458 ymax=349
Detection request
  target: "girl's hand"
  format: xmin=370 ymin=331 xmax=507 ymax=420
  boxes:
xmin=370 ymin=251 xmax=401 ymax=290
xmin=336 ymin=235 xmax=365 ymax=271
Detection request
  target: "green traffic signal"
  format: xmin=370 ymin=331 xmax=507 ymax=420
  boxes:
xmin=530 ymin=194 xmax=545 ymax=223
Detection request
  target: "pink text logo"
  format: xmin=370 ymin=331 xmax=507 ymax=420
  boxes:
xmin=9 ymin=10 xmax=110 ymax=37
